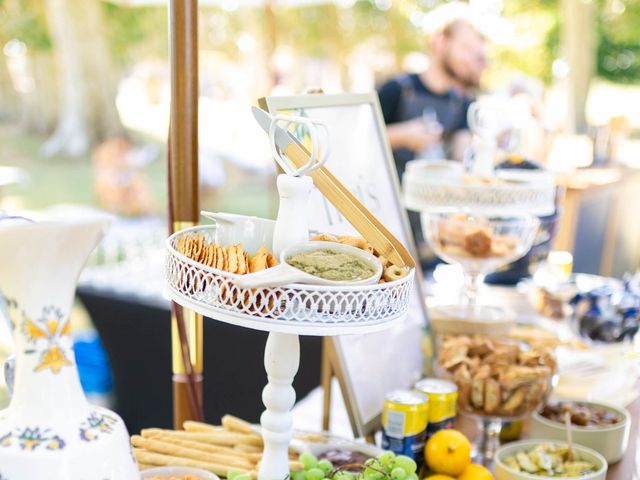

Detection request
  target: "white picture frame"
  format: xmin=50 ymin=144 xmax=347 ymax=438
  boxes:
xmin=260 ymin=93 xmax=430 ymax=436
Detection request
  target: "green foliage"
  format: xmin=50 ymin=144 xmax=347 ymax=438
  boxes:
xmin=102 ymin=3 xmax=168 ymax=66
xmin=2 ymin=0 xmax=639 ymax=89
xmin=0 ymin=0 xmax=51 ymax=50
xmin=490 ymin=0 xmax=559 ymax=84
xmin=596 ymin=0 xmax=640 ymax=83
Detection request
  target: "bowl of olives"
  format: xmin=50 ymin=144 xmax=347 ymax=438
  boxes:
xmin=530 ymin=399 xmax=630 ymax=464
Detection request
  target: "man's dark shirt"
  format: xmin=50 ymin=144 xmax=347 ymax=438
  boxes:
xmin=378 ymin=73 xmax=472 ymax=267
xmin=378 ymin=73 xmax=471 ymax=174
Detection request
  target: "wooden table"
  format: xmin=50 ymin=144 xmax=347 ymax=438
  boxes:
xmin=554 ymin=167 xmax=640 ymax=276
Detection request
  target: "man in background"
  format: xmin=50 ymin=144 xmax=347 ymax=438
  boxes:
xmin=378 ymin=3 xmax=488 ymax=265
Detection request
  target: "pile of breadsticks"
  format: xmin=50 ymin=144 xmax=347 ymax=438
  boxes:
xmin=132 ymin=415 xmax=303 ymax=477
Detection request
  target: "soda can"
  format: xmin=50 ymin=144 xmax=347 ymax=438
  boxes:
xmin=414 ymin=378 xmax=457 ymax=438
xmin=381 ymin=389 xmax=429 ymax=466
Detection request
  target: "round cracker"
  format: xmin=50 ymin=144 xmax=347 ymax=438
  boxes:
xmin=215 ymin=246 xmax=224 ymax=270
xmin=237 ymin=245 xmax=247 ymax=275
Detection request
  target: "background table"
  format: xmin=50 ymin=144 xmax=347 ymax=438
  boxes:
xmin=77 ymin=285 xmax=323 ymax=433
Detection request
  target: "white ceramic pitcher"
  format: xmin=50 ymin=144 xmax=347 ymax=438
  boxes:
xmin=0 ymin=215 xmax=139 ymax=480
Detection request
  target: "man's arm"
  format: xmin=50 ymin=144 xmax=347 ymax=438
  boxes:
xmin=449 ymin=129 xmax=472 ymax=162
xmin=387 ymin=118 xmax=442 ymax=152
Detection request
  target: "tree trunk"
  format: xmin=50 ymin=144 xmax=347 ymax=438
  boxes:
xmin=561 ymin=0 xmax=596 ymax=134
xmin=0 ymin=56 xmax=19 ymax=121
xmin=42 ymin=0 xmax=123 ymax=157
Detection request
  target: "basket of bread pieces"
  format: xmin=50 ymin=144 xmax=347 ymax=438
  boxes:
xmin=165 ymin=215 xmax=414 ymax=326
xmin=436 ymin=335 xmax=557 ymax=418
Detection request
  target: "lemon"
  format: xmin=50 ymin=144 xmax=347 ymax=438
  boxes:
xmin=458 ymin=463 xmax=494 ymax=480
xmin=424 ymin=429 xmax=471 ymax=477
xmin=425 ymin=476 xmax=456 ymax=480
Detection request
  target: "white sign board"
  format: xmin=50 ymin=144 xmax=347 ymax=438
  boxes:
xmin=261 ymin=93 xmax=429 ymax=434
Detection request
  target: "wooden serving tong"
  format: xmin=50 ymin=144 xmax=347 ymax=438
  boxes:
xmin=251 ymin=106 xmax=415 ymax=269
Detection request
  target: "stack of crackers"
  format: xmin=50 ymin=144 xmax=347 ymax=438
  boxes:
xmin=177 ymin=235 xmax=278 ymax=275
xmin=133 ymin=415 xmax=302 ymax=477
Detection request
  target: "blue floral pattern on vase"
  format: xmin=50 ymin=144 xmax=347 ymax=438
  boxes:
xmin=0 ymin=427 xmax=66 ymax=451
xmin=79 ymin=412 xmax=117 ymax=442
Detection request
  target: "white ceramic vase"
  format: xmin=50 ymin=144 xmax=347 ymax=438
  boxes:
xmin=0 ymin=216 xmax=139 ymax=480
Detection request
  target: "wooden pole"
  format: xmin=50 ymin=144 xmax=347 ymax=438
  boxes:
xmin=561 ymin=0 xmax=595 ymax=134
xmin=168 ymin=0 xmax=204 ymax=427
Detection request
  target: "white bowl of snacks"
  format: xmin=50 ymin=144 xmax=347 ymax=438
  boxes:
xmin=200 ymin=211 xmax=275 ymax=253
xmin=293 ymin=431 xmax=383 ymax=468
xmin=531 ymin=399 xmax=631 ymax=464
xmin=140 ymin=466 xmax=220 ymax=480
xmin=234 ymin=241 xmax=384 ymax=288
xmin=494 ymin=440 xmax=607 ymax=480
xmin=293 ymin=449 xmax=419 ymax=480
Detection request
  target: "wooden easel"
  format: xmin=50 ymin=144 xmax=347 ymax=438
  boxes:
xmin=321 ymin=337 xmax=378 ymax=441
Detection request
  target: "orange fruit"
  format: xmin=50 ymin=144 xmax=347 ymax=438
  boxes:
xmin=458 ymin=463 xmax=494 ymax=480
xmin=424 ymin=429 xmax=471 ymax=476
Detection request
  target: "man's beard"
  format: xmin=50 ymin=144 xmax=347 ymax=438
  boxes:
xmin=442 ymin=50 xmax=479 ymax=90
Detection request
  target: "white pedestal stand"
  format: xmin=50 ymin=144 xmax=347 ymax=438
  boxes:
xmin=258 ymin=174 xmax=310 ymax=480
xmin=165 ymin=171 xmax=413 ymax=480
xmin=259 ymin=332 xmax=300 ymax=480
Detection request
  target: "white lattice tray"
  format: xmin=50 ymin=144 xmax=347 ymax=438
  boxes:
xmin=403 ymin=161 xmax=556 ymax=216
xmin=165 ymin=219 xmax=414 ymax=336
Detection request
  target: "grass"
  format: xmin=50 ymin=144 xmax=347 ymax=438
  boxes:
xmin=0 ymin=122 xmax=278 ymax=219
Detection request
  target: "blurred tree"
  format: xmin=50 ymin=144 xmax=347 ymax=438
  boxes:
xmin=597 ymin=0 xmax=640 ymax=83
xmin=41 ymin=0 xmax=123 ymax=157
xmin=0 ymin=0 xmax=57 ymax=132
xmin=102 ymin=3 xmax=168 ymax=65
xmin=489 ymin=0 xmax=559 ymax=85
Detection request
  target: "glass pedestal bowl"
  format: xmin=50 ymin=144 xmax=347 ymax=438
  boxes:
xmin=423 ymin=212 xmax=540 ymax=321
xmin=435 ymin=335 xmax=557 ymax=466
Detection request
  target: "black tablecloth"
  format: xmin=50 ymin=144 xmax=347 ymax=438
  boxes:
xmin=78 ymin=286 xmax=323 ymax=433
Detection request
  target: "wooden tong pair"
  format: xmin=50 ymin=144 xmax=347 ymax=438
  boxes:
xmin=277 ymin=127 xmax=415 ymax=269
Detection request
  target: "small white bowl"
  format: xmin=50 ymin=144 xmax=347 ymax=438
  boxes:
xmin=200 ymin=211 xmax=275 ymax=253
xmin=283 ymin=241 xmax=383 ymax=286
xmin=530 ymin=399 xmax=631 ymax=464
xmin=494 ymin=440 xmax=607 ymax=480
xmin=234 ymin=241 xmax=383 ymax=289
xmin=140 ymin=466 xmax=220 ymax=479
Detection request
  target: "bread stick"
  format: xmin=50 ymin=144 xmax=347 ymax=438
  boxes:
xmin=133 ymin=449 xmax=256 ymax=478
xmin=234 ymin=444 xmax=262 ymax=454
xmin=143 ymin=429 xmax=262 ymax=447
xmin=221 ymin=415 xmax=254 ymax=434
xmin=185 ymin=421 xmax=262 ymax=442
xmin=137 ymin=463 xmax=155 ymax=471
xmin=183 ymin=421 xmax=226 ymax=433
xmin=244 ymin=453 xmax=263 ymax=463
xmin=148 ymin=433 xmax=251 ymax=459
xmin=131 ymin=435 xmax=254 ymax=470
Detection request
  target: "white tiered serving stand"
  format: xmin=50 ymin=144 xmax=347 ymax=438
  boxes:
xmin=165 ymin=117 xmax=414 ymax=480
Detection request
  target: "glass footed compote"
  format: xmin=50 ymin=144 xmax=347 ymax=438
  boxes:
xmin=434 ymin=351 xmax=557 ymax=467
xmin=423 ymin=211 xmax=540 ymax=320
xmin=459 ymin=372 xmax=557 ymax=467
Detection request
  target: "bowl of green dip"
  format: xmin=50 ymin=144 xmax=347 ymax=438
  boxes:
xmin=284 ymin=241 xmax=382 ymax=286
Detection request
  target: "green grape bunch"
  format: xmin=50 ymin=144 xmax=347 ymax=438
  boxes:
xmin=233 ymin=450 xmax=419 ymax=480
